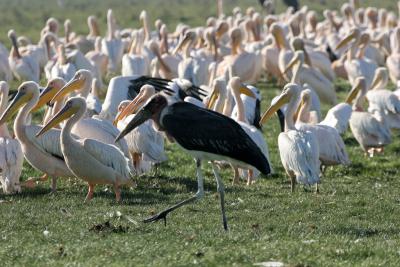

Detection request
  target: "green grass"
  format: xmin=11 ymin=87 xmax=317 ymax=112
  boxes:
xmin=1 ymin=0 xmax=400 ymax=266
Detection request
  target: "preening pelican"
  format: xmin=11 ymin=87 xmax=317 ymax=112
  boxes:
xmin=0 ymin=82 xmax=75 ymax=192
xmin=260 ymin=83 xmax=320 ymax=192
xmin=349 ymin=77 xmax=391 ymax=157
xmin=0 ymin=82 xmax=23 ymax=194
xmin=116 ymin=93 xmax=271 ymax=230
xmin=114 ymin=85 xmax=167 ymax=174
xmin=37 ymin=97 xmax=134 ymax=202
xmin=366 ymin=67 xmax=400 ymax=129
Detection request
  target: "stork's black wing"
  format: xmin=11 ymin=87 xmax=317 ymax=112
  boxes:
xmin=162 ymin=102 xmax=271 ymax=175
xmin=127 ymin=76 xmax=207 ymax=101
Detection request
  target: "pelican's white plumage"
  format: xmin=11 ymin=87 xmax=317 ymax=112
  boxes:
xmin=37 ymin=97 xmax=133 ymax=201
xmin=260 ymin=83 xmax=320 ymax=190
xmin=0 ymin=82 xmax=23 ymax=194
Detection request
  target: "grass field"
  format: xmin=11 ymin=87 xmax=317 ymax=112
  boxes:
xmin=1 ymin=0 xmax=400 ymax=266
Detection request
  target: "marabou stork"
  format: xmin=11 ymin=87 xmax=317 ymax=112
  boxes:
xmin=115 ymin=93 xmax=271 ymax=230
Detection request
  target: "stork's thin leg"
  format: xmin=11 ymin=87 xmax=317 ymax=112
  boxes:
xmin=290 ymin=176 xmax=296 ymax=193
xmin=315 ymin=183 xmax=320 ymax=194
xmin=144 ymin=158 xmax=205 ymax=225
xmin=50 ymin=177 xmax=57 ymax=193
xmin=211 ymin=163 xmax=228 ymax=231
xmin=85 ymin=184 xmax=95 ymax=203
xmin=22 ymin=174 xmax=48 ymax=188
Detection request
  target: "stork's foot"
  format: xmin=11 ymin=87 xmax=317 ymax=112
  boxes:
xmin=143 ymin=194 xmax=199 ymax=226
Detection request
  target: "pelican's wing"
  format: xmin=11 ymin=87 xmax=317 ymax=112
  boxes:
xmin=25 ymin=125 xmax=64 ymax=159
xmin=278 ymin=130 xmax=320 ymax=185
xmin=82 ymin=138 xmax=132 ymax=179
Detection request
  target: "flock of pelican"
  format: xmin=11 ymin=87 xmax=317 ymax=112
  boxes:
xmin=1 ymin=0 xmax=400 ymax=230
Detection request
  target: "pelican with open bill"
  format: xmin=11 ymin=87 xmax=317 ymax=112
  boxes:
xmin=115 ymin=93 xmax=272 ymax=230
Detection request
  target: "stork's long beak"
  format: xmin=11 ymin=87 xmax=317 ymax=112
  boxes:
xmin=36 ymin=103 xmax=76 ymax=137
xmin=336 ymin=31 xmax=355 ymax=50
xmin=115 ymin=108 xmax=152 ymax=142
xmin=50 ymin=77 xmax=84 ymax=105
xmin=0 ymin=90 xmax=31 ymax=125
xmin=345 ymin=81 xmax=362 ymax=104
xmin=259 ymin=93 xmax=290 ymax=125
xmin=32 ymin=85 xmax=56 ymax=111
xmin=283 ymin=55 xmax=300 ymax=75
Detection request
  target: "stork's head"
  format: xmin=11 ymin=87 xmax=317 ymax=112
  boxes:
xmin=115 ymin=94 xmax=167 ymax=142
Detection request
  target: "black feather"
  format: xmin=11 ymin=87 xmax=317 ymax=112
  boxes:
xmin=326 ymin=45 xmax=338 ymax=62
xmin=162 ymin=102 xmax=271 ymax=175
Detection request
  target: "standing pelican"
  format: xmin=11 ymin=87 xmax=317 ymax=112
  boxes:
xmin=116 ymin=93 xmax=271 ymax=230
xmin=0 ymin=82 xmax=23 ymax=194
xmin=114 ymin=85 xmax=167 ymax=174
xmin=387 ymin=27 xmax=400 ymax=84
xmin=366 ymin=67 xmax=400 ymax=129
xmin=0 ymin=82 xmax=75 ymax=192
xmin=122 ymin=30 xmax=149 ymax=76
xmin=260 ymin=83 xmax=320 ymax=192
xmin=37 ymin=97 xmax=134 ymax=202
xmin=102 ymin=9 xmax=124 ymax=74
xmin=349 ymin=77 xmax=391 ymax=157
xmin=296 ymin=89 xmax=350 ymax=176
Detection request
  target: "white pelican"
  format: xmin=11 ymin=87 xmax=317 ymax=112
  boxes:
xmin=85 ymin=37 xmax=108 ymax=82
xmin=282 ymin=50 xmax=322 ymax=118
xmin=8 ymin=30 xmax=40 ymax=82
xmin=121 ymin=30 xmax=149 ymax=76
xmin=37 ymin=97 xmax=134 ymax=202
xmin=320 ymin=80 xmax=363 ymax=134
xmin=366 ymin=67 xmax=400 ymax=129
xmin=102 ymin=9 xmax=124 ymax=74
xmin=283 ymin=49 xmax=336 ymax=105
xmin=227 ymin=77 xmax=271 ymax=185
xmin=349 ymin=77 xmax=391 ymax=157
xmin=296 ymin=89 xmax=350 ymax=175
xmin=217 ymin=27 xmax=262 ymax=84
xmin=387 ymin=27 xmax=400 ymax=84
xmin=0 ymin=82 xmax=75 ymax=192
xmin=0 ymin=41 xmax=12 ymax=82
xmin=41 ymin=71 xmax=131 ymax=159
xmin=0 ymin=82 xmax=23 ymax=194
xmin=116 ymin=93 xmax=271 ymax=230
xmin=50 ymin=44 xmax=76 ymax=81
xmin=114 ymin=85 xmax=167 ymax=174
xmin=336 ymin=28 xmax=378 ymax=88
xmin=174 ymin=30 xmax=209 ymax=86
xmin=260 ymin=83 xmax=320 ymax=192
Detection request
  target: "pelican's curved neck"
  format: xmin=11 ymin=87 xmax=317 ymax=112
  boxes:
xmin=15 ymin=94 xmax=39 ymax=143
xmin=61 ymin=106 xmax=85 ymax=146
xmin=291 ymin=63 xmax=301 ymax=84
xmin=231 ymin=88 xmax=245 ymax=122
xmin=285 ymin=92 xmax=299 ymax=131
